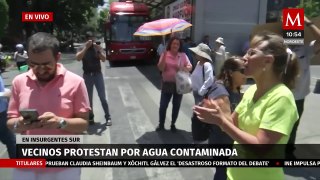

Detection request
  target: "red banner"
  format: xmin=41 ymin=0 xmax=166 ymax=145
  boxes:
xmin=22 ymin=12 xmax=54 ymax=22
xmin=282 ymin=8 xmax=304 ymax=30
xmin=0 ymin=159 xmax=46 ymax=168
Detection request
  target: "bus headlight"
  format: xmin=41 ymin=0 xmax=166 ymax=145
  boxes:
xmin=107 ymin=50 xmax=115 ymax=55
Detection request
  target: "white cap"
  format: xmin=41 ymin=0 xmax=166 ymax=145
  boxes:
xmin=215 ymin=37 xmax=224 ymax=45
xmin=16 ymin=44 xmax=24 ymax=49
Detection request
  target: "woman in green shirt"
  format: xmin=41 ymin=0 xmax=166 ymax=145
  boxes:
xmin=194 ymin=32 xmax=299 ymax=180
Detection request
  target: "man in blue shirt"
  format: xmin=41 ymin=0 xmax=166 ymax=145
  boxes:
xmin=0 ymin=75 xmax=16 ymax=158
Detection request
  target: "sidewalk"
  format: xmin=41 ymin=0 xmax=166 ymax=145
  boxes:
xmin=311 ymin=54 xmax=320 ymax=65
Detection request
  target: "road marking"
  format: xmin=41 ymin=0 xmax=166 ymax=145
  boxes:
xmin=81 ymin=61 xmax=113 ymax=180
xmin=0 ymin=148 xmax=6 ymax=158
xmin=140 ymin=81 xmax=193 ymax=131
xmin=102 ymin=61 xmax=113 ymax=180
xmin=119 ymin=83 xmax=185 ymax=180
xmin=104 ymin=76 xmax=143 ymax=80
xmin=104 ymin=76 xmax=123 ymax=80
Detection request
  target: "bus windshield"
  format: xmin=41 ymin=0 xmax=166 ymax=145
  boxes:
xmin=110 ymin=15 xmax=151 ymax=42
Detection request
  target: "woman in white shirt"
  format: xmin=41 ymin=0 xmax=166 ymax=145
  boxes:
xmin=190 ymin=43 xmax=215 ymax=104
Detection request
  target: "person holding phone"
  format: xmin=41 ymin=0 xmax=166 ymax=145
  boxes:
xmin=76 ymin=31 xmax=112 ymax=126
xmin=19 ymin=109 xmax=39 ymax=124
xmin=6 ymin=32 xmax=90 ymax=180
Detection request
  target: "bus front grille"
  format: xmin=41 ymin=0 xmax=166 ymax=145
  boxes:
xmin=120 ymin=48 xmax=146 ymax=54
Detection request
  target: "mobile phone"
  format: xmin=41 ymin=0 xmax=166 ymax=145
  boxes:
xmin=198 ymin=101 xmax=204 ymax=106
xmin=19 ymin=109 xmax=39 ymax=124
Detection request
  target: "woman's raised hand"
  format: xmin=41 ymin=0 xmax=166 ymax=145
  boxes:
xmin=193 ymin=98 xmax=231 ymax=126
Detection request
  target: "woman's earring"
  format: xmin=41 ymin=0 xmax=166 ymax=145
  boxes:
xmin=262 ymin=67 xmax=266 ymax=72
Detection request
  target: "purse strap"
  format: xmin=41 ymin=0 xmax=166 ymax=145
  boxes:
xmin=204 ymin=84 xmax=218 ymax=99
xmin=202 ymin=64 xmax=205 ymax=83
xmin=202 ymin=63 xmax=218 ymax=99
xmin=178 ymin=54 xmax=182 ymax=69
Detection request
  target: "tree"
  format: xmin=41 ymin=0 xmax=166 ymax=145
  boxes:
xmin=78 ymin=7 xmax=101 ymax=39
xmin=0 ymin=0 xmax=9 ymax=38
xmin=98 ymin=8 xmax=108 ymax=33
xmin=297 ymin=0 xmax=320 ymax=18
xmin=6 ymin=0 xmax=104 ymax=42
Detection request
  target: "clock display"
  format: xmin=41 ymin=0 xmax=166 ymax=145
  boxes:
xmin=283 ymin=30 xmax=304 ymax=39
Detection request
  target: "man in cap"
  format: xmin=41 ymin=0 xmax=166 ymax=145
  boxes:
xmin=14 ymin=44 xmax=28 ymax=71
xmin=213 ymin=37 xmax=226 ymax=76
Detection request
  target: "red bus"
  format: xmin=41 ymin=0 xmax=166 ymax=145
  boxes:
xmin=105 ymin=1 xmax=156 ymax=62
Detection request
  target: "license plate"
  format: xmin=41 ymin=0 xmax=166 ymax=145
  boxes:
xmin=130 ymin=56 xmax=136 ymax=59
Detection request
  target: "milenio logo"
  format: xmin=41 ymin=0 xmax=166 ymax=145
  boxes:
xmin=282 ymin=8 xmax=304 ymax=45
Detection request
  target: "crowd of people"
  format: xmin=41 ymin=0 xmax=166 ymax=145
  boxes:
xmin=0 ymin=15 xmax=319 ymax=180
xmin=157 ymin=16 xmax=320 ymax=180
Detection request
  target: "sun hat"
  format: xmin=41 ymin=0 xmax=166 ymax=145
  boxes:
xmin=189 ymin=43 xmax=212 ymax=62
xmin=215 ymin=37 xmax=224 ymax=45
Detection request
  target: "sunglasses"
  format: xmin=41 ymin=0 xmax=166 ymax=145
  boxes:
xmin=28 ymin=61 xmax=54 ymax=70
xmin=246 ymin=48 xmax=270 ymax=57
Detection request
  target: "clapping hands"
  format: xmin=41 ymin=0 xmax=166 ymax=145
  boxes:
xmin=193 ymin=98 xmax=231 ymax=126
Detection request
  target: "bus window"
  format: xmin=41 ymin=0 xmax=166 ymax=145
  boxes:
xmin=110 ymin=15 xmax=151 ymax=42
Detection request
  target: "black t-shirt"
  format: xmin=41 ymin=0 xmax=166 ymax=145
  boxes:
xmin=80 ymin=46 xmax=101 ymax=73
xmin=206 ymin=83 xmax=241 ymax=112
xmin=207 ymin=83 xmax=229 ymax=99
xmin=227 ymin=89 xmax=242 ymax=112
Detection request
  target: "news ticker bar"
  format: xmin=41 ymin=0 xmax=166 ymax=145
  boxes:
xmin=1 ymin=159 xmax=320 ymax=168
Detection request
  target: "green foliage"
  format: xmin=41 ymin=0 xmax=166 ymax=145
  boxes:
xmin=6 ymin=0 xmax=104 ymax=40
xmin=296 ymin=0 xmax=320 ymax=18
xmin=52 ymin=1 xmax=101 ymax=33
xmin=0 ymin=0 xmax=9 ymax=38
xmin=109 ymin=0 xmax=117 ymax=4
xmin=98 ymin=8 xmax=108 ymax=31
xmin=79 ymin=7 xmax=100 ymax=37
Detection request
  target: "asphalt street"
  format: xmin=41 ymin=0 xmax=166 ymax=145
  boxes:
xmin=0 ymin=53 xmax=319 ymax=180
